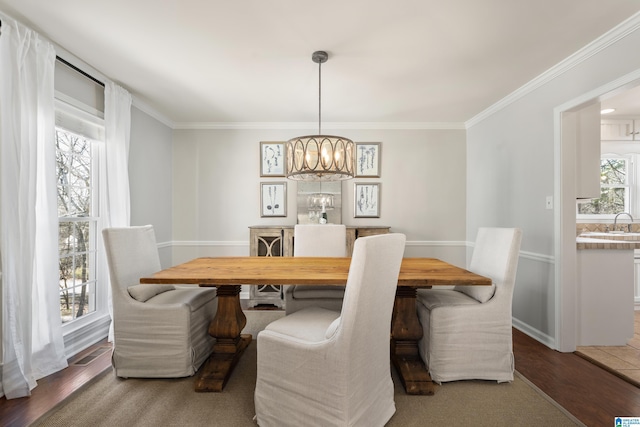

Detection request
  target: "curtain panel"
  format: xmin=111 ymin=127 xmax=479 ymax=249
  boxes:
xmin=102 ymin=82 xmax=132 ymax=341
xmin=103 ymin=82 xmax=132 ymax=229
xmin=0 ymin=16 xmax=68 ymax=399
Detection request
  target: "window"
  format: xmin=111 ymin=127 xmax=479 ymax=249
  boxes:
xmin=54 ymin=57 xmax=110 ymax=355
xmin=56 ymin=128 xmax=99 ymax=323
xmin=577 ymin=156 xmax=632 ymax=217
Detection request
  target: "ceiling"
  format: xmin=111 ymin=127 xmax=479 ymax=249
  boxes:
xmin=602 ymin=85 xmax=640 ymax=118
xmin=2 ymin=1 xmax=640 ymax=126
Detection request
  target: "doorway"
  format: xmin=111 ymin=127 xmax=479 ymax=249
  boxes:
xmin=557 ymin=71 xmax=640 ymax=352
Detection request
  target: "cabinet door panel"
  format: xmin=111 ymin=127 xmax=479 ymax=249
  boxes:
xmin=249 ymin=228 xmax=286 ymax=307
xmin=601 ymin=119 xmax=634 ymax=141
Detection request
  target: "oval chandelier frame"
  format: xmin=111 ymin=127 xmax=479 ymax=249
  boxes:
xmin=286 ymin=51 xmax=355 ymax=181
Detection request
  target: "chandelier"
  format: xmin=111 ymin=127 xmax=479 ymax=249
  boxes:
xmin=286 ymin=51 xmax=355 ymax=181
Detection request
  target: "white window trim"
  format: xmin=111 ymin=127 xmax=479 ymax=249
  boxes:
xmin=55 ymin=107 xmax=110 ymax=357
xmin=577 ymin=153 xmax=635 ymax=221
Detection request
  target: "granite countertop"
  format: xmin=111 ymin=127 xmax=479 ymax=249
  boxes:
xmin=576 ymin=234 xmax=640 ymax=250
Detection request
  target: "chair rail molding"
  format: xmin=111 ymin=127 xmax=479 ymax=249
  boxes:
xmin=166 ymin=240 xmax=555 ymax=264
xmin=406 ymin=240 xmax=467 ymax=247
xmin=170 ymin=240 xmax=249 ymax=247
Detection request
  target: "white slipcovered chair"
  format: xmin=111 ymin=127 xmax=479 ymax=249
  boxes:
xmin=255 ymin=233 xmax=406 ymax=427
xmin=284 ymin=224 xmax=347 ymax=314
xmin=416 ymin=227 xmax=522 ymax=383
xmin=102 ymin=225 xmax=218 ymax=378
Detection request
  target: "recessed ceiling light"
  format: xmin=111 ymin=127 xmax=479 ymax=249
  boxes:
xmin=601 ymin=108 xmax=616 ymax=114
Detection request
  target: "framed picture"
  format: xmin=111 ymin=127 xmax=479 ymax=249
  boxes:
xmin=354 ymin=183 xmax=380 ymax=218
xmin=261 ymin=182 xmax=287 ymax=217
xmin=260 ymin=142 xmax=286 ymax=177
xmin=355 ymin=142 xmax=381 ymax=177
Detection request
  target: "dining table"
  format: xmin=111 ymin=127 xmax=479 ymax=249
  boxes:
xmin=140 ymin=256 xmax=491 ymax=395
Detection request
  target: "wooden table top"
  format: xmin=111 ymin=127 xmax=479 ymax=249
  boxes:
xmin=140 ymin=257 xmax=491 ymax=288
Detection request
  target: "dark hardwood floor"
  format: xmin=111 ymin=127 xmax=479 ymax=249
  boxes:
xmin=513 ymin=328 xmax=640 ymax=426
xmin=2 ymin=323 xmax=640 ymax=426
xmin=0 ymin=339 xmax=113 ymax=427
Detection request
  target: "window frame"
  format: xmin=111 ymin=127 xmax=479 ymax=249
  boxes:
xmin=57 ymin=126 xmax=102 ymax=325
xmin=577 ymin=153 xmax=635 ymax=220
xmin=54 ymin=98 xmax=110 ymax=346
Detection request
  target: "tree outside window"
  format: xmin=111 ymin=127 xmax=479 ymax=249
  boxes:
xmin=56 ymin=128 xmax=97 ymax=323
xmin=578 ymin=157 xmax=629 ymax=215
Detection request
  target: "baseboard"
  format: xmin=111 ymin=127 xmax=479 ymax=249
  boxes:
xmin=513 ymin=318 xmax=556 ymax=350
xmin=63 ymin=315 xmax=111 ymax=359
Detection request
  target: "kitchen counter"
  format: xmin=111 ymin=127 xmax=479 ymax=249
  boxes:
xmin=575 ymin=232 xmax=636 ymax=346
xmin=576 ymin=233 xmax=640 ymax=249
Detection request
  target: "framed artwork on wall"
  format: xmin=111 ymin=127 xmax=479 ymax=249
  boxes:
xmin=260 ymin=142 xmax=286 ymax=177
xmin=355 ymin=142 xmax=381 ymax=177
xmin=354 ymin=182 xmax=380 ymax=218
xmin=261 ymin=182 xmax=287 ymax=217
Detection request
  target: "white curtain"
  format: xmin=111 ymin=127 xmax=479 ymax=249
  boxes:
xmin=102 ymin=82 xmax=132 ymax=341
xmin=103 ymin=82 xmax=132 ymax=229
xmin=0 ymin=16 xmax=68 ymax=399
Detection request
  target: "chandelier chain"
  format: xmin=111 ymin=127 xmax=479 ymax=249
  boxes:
xmin=318 ymin=60 xmax=322 ymax=135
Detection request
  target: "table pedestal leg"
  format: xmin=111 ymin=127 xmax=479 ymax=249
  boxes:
xmin=195 ymin=285 xmax=251 ymax=392
xmin=391 ymin=287 xmax=436 ymax=395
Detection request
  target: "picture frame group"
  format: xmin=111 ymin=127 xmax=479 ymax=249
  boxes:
xmin=258 ymin=141 xmax=383 ymax=219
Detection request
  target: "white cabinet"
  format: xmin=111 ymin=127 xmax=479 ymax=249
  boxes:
xmin=601 ymin=119 xmax=638 ymax=140
xmin=635 ymin=250 xmax=640 ymax=305
xmin=577 ymin=248 xmax=635 ymax=345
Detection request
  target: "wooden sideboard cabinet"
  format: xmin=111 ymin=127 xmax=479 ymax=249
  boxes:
xmin=248 ymin=225 xmax=390 ymax=307
xmin=344 ymin=226 xmax=390 ymax=255
xmin=247 ymin=226 xmax=294 ymax=308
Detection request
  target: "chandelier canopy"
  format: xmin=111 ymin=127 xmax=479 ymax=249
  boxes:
xmin=286 ymin=51 xmax=355 ymax=181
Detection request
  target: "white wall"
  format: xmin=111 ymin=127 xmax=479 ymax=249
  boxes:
xmin=129 ymin=106 xmax=173 ymax=267
xmin=467 ymin=19 xmax=640 ymax=349
xmin=171 ymin=127 xmax=468 ymax=266
xmin=467 ymin=97 xmax=557 ymax=344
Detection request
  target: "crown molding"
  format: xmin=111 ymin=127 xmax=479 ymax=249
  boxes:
xmin=173 ymin=121 xmax=466 ymax=130
xmin=465 ymin=12 xmax=640 ymax=129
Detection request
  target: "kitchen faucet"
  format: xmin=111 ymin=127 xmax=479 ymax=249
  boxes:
xmin=613 ymin=212 xmax=634 ymax=232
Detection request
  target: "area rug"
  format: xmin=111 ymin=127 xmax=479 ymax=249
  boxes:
xmin=33 ymin=311 xmax=582 ymax=426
